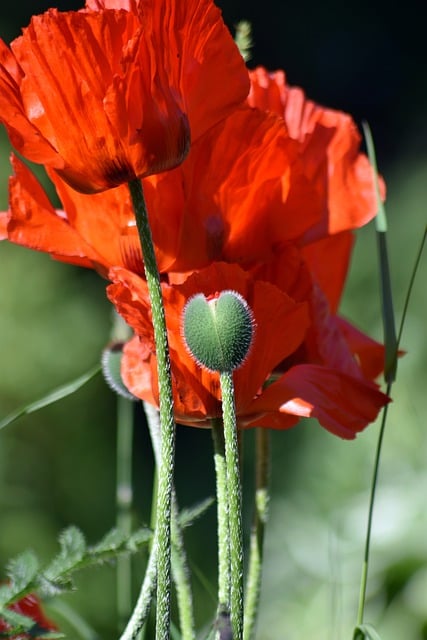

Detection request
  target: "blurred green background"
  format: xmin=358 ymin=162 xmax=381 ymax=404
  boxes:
xmin=0 ymin=1 xmax=426 ymax=639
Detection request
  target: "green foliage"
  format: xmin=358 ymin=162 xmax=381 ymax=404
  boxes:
xmin=0 ymin=525 xmax=152 ymax=635
xmin=0 ymin=606 xmax=64 ymax=639
xmin=179 ymin=497 xmax=214 ymax=529
xmin=0 ymin=367 xmax=102 ymax=432
xmin=234 ymin=20 xmax=253 ymax=62
xmin=6 ymin=550 xmax=39 ymax=597
xmin=353 ymin=623 xmax=382 ymax=639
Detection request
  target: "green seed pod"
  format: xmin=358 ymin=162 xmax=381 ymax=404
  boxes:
xmin=183 ymin=290 xmax=254 ymax=373
xmin=101 ymin=341 xmax=138 ymax=401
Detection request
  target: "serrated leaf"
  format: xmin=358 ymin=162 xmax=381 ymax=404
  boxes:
xmin=36 ymin=575 xmax=71 ymax=600
xmin=0 ymin=584 xmax=13 ymax=608
xmin=89 ymin=528 xmax=127 ymax=554
xmin=6 ymin=550 xmax=39 ymax=594
xmin=353 ymin=623 xmax=382 ymax=640
xmin=58 ymin=527 xmax=86 ymax=558
xmin=0 ymin=366 xmax=101 ymax=432
xmin=127 ymin=528 xmax=153 ymax=551
xmin=44 ymin=527 xmax=86 ymax=581
xmin=0 ymin=605 xmax=35 ymax=630
xmin=179 ymin=497 xmax=215 ymax=528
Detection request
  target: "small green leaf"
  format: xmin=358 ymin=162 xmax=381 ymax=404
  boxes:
xmin=0 ymin=605 xmax=35 ymax=629
xmin=89 ymin=528 xmax=127 ymax=554
xmin=0 ymin=366 xmax=101 ymax=431
xmin=179 ymin=497 xmax=215 ymax=528
xmin=234 ymin=20 xmax=253 ymax=62
xmin=88 ymin=526 xmax=152 ymax=560
xmin=353 ymin=623 xmax=382 ymax=640
xmin=127 ymin=527 xmax=153 ymax=552
xmin=6 ymin=549 xmax=39 ymax=594
xmin=59 ymin=527 xmax=86 ymax=558
xmin=44 ymin=526 xmax=86 ymax=581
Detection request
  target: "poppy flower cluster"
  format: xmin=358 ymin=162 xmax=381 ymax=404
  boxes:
xmin=0 ymin=594 xmax=57 ymax=639
xmin=0 ymin=0 xmax=389 ymax=438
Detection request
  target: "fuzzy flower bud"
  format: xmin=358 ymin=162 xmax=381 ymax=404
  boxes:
xmin=182 ymin=290 xmax=254 ymax=373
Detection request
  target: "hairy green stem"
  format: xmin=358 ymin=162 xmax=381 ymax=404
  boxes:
xmin=144 ymin=402 xmax=196 ymax=640
xmin=119 ymin=542 xmax=158 ymax=640
xmin=128 ymin=179 xmax=176 ymax=640
xmin=243 ymin=429 xmax=271 ymax=640
xmin=211 ymin=419 xmax=231 ymax=613
xmin=220 ymin=371 xmax=244 ymax=640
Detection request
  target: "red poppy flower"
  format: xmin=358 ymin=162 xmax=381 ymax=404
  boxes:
xmin=248 ymin=66 xmax=384 ymax=243
xmin=0 ymin=95 xmax=380 ymax=278
xmin=0 ymin=593 xmax=57 ymax=639
xmin=0 ymin=152 xmax=194 ymax=275
xmin=0 ymin=0 xmax=249 ymax=193
xmin=107 ymin=260 xmax=389 ymax=439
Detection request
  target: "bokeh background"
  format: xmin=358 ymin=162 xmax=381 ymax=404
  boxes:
xmin=0 ymin=1 xmax=426 ymax=639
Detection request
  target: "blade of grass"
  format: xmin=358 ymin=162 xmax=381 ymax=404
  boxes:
xmin=356 ymin=124 xmax=426 ymax=631
xmin=0 ymin=365 xmax=101 ymax=431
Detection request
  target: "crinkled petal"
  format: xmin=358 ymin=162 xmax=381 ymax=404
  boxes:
xmin=248 ymin=364 xmax=390 ymax=439
xmin=6 ymin=155 xmax=102 ymax=268
xmin=301 ymin=231 xmax=354 ymax=313
xmin=336 ymin=316 xmax=387 ymax=380
xmin=248 ymin=67 xmax=383 ymax=242
xmin=107 ymin=262 xmax=310 ymax=425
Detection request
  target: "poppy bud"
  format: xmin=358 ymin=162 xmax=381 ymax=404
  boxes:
xmin=102 ymin=342 xmax=138 ymax=401
xmin=182 ymin=290 xmax=254 ymax=373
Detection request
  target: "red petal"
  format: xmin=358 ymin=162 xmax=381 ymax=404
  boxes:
xmin=6 ymin=155 xmax=102 ymax=267
xmin=248 ymin=364 xmax=390 ymax=439
xmin=248 ymin=67 xmax=382 ymax=241
xmin=108 ymin=262 xmax=310 ymax=425
xmin=166 ymin=108 xmax=299 ymax=270
xmin=4 ymin=9 xmax=189 ymax=192
xmin=0 ymin=210 xmax=9 ymax=240
xmin=301 ymin=231 xmax=354 ymax=313
xmin=336 ymin=316 xmax=386 ymax=380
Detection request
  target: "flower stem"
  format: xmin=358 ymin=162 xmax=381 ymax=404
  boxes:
xmin=119 ymin=542 xmax=158 ymax=640
xmin=116 ymin=395 xmax=134 ymax=631
xmin=211 ymin=419 xmax=231 ymax=612
xmin=144 ymin=402 xmax=196 ymax=640
xmin=356 ymin=225 xmax=427 ymax=627
xmin=243 ymin=429 xmax=270 ymax=640
xmin=219 ymin=371 xmax=244 ymax=640
xmin=128 ymin=179 xmax=176 ymax=640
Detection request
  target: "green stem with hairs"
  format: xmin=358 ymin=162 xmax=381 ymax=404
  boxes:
xmin=219 ymin=371 xmax=244 ymax=640
xmin=119 ymin=542 xmax=158 ymax=640
xmin=144 ymin=402 xmax=196 ymax=640
xmin=128 ymin=179 xmax=176 ymax=640
xmin=243 ymin=429 xmax=271 ymax=640
xmin=211 ymin=418 xmax=231 ymax=615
